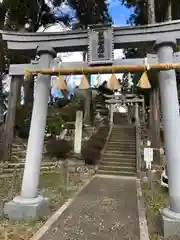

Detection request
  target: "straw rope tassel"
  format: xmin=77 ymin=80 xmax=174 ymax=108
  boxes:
xmin=137 ymin=71 xmax=151 ymax=89
xmin=107 ymin=73 xmax=121 ymax=90
xmin=78 ymin=73 xmax=90 ymax=89
xmin=24 ymin=70 xmax=31 ymax=77
xmin=55 ymin=74 xmax=67 ymax=90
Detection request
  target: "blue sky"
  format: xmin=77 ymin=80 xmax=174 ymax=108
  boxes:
xmin=53 ymin=0 xmax=132 ymax=27
xmin=108 ymin=0 xmax=132 ymax=26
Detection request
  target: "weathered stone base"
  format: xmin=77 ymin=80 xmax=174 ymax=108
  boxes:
xmin=73 ymin=153 xmax=82 ymax=159
xmin=161 ymin=208 xmax=180 ymax=239
xmin=4 ymin=195 xmax=50 ymax=220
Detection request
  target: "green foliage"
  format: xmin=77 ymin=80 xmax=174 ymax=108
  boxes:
xmin=14 ymin=95 xmax=85 ymax=138
xmin=0 ymin=0 xmax=112 ymax=32
xmin=15 ymin=105 xmax=32 ymax=126
xmin=68 ymin=0 xmax=112 ymax=28
xmin=46 ymin=117 xmax=64 ymax=136
xmin=14 ymin=105 xmax=32 ymax=139
xmin=82 ymin=126 xmax=109 ymax=165
xmin=46 ymin=96 xmax=84 ymax=135
xmin=59 ymin=105 xmax=79 ymax=122
xmin=0 ymin=0 xmax=63 ymax=31
xmin=121 ymin=0 xmax=180 ymax=105
xmin=46 ymin=139 xmax=72 ymax=158
xmin=122 ymin=0 xmax=179 ymax=25
xmin=46 ymin=104 xmax=65 ymax=135
xmin=121 ymin=75 xmax=130 ymax=93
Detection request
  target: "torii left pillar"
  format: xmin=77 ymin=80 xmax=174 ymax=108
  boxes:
xmin=4 ymin=46 xmax=56 ymax=220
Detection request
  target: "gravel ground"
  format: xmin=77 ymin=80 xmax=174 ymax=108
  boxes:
xmin=40 ymin=177 xmax=140 ymax=240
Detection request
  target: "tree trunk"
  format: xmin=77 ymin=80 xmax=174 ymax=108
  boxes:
xmin=16 ymin=78 xmax=23 ymax=108
xmin=1 ymin=76 xmax=22 ymax=162
xmin=24 ymin=78 xmax=34 ymax=106
xmin=166 ymin=0 xmax=172 ymax=21
xmin=147 ymin=0 xmax=161 ymax=164
xmin=150 ymin=87 xmax=161 ymax=162
xmin=0 ymin=12 xmax=6 ymax=124
xmin=83 ymin=89 xmax=92 ymax=125
xmin=147 ymin=0 xmax=156 ymax=23
xmin=82 ymin=52 xmax=92 ymax=125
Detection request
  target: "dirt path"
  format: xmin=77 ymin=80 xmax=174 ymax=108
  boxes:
xmin=40 ymin=177 xmax=140 ymax=240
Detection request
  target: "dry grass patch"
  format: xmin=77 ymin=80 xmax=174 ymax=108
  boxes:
xmin=141 ymin=181 xmax=168 ymax=240
xmin=0 ymin=169 xmax=87 ymax=240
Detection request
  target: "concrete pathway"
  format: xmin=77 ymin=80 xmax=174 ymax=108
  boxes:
xmin=40 ymin=176 xmax=141 ymax=240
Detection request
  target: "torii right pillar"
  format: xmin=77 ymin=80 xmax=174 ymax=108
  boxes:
xmin=154 ymin=38 xmax=180 ymax=239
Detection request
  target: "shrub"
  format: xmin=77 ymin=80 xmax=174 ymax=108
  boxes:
xmin=91 ymin=135 xmax=106 ymax=143
xmin=15 ymin=124 xmax=30 ymax=139
xmin=83 ymin=147 xmax=101 ymax=165
xmin=82 ymin=126 xmax=109 ymax=165
xmin=63 ymin=122 xmax=75 ymax=130
xmin=89 ymin=139 xmax=105 ymax=149
xmin=46 ymin=139 xmax=72 ymax=158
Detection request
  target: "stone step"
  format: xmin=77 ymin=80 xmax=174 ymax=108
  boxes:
xmin=105 ymin=149 xmax=136 ymax=153
xmin=109 ymin=140 xmax=136 ymax=143
xmin=111 ymin=132 xmax=135 ymax=135
xmin=112 ymin=126 xmax=135 ymax=128
xmin=110 ymin=133 xmax=136 ymax=136
xmin=111 ymin=130 xmax=135 ymax=133
xmin=108 ymin=140 xmax=136 ymax=144
xmin=111 ymin=129 xmax=135 ymax=132
xmin=102 ymin=156 xmax=136 ymax=162
xmin=99 ymin=165 xmax=136 ymax=172
xmin=103 ymin=151 xmax=136 ymax=156
xmin=101 ymin=156 xmax=136 ymax=162
xmin=106 ymin=146 xmax=136 ymax=150
xmin=111 ymin=132 xmax=136 ymax=135
xmin=109 ymin=139 xmax=136 ymax=142
xmin=111 ymin=131 xmax=135 ymax=134
xmin=104 ymin=150 xmax=136 ymax=155
xmin=113 ymin=124 xmax=135 ymax=127
xmin=108 ymin=144 xmax=136 ymax=148
xmin=107 ymin=147 xmax=136 ymax=151
xmin=98 ymin=169 xmax=136 ymax=176
xmin=108 ymin=140 xmax=135 ymax=144
xmin=109 ymin=136 xmax=136 ymax=141
xmin=100 ymin=161 xmax=136 ymax=167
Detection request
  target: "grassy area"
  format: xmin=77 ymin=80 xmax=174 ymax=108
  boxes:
xmin=0 ymin=169 xmax=85 ymax=240
xmin=141 ymin=180 xmax=168 ymax=240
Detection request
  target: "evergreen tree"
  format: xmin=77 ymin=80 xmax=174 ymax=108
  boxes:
xmin=122 ymin=0 xmax=176 ymax=25
xmin=68 ymin=0 xmax=112 ymax=28
xmin=1 ymin=0 xmax=112 ymax=161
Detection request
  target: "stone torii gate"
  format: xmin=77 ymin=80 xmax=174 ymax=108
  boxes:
xmin=105 ymin=95 xmax=145 ymax=125
xmin=2 ymin=21 xmax=180 ymax=238
xmin=8 ymin=51 xmax=180 ymax=165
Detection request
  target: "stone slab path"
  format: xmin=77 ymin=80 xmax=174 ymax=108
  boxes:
xmin=40 ymin=177 xmax=140 ymax=240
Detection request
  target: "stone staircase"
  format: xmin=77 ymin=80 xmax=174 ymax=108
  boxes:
xmin=95 ymin=96 xmax=109 ymax=118
xmin=98 ymin=123 xmax=137 ymax=176
xmin=113 ymin=112 xmax=128 ymax=125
